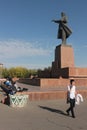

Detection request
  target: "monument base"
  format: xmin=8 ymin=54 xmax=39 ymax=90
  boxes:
xmin=51 ymin=44 xmax=75 ymax=78
xmin=39 ymin=44 xmax=87 ymax=79
xmin=51 ymin=67 xmax=87 ymax=78
xmin=53 ymin=44 xmax=75 ymax=68
xmin=18 ymin=43 xmax=87 ymax=101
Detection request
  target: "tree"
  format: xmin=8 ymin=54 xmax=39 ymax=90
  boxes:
xmin=2 ymin=67 xmax=38 ymax=78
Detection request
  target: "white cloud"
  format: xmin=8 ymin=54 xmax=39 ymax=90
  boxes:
xmin=0 ymin=39 xmax=51 ymax=59
xmin=3 ymin=62 xmax=49 ymax=69
xmin=0 ymin=39 xmax=52 ymax=68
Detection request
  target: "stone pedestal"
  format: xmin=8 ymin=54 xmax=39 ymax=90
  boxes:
xmin=53 ymin=44 xmax=74 ymax=69
xmin=39 ymin=43 xmax=87 ymax=80
xmin=51 ymin=44 xmax=75 ymax=78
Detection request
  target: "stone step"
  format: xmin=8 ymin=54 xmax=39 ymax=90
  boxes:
xmin=19 ymin=89 xmax=87 ymax=101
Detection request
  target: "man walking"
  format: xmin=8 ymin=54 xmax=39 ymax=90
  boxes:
xmin=66 ymin=79 xmax=76 ymax=118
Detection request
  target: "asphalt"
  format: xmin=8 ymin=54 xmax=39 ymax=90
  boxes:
xmin=0 ymin=98 xmax=87 ymax=130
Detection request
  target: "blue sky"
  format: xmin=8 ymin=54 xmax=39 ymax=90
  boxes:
xmin=0 ymin=0 xmax=87 ymax=69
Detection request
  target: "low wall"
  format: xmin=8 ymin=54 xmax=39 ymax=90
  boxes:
xmin=69 ymin=67 xmax=87 ymax=78
xmin=40 ymin=78 xmax=69 ymax=88
xmin=19 ymin=78 xmax=87 ymax=88
xmin=21 ymin=90 xmax=87 ymax=101
xmin=18 ymin=78 xmax=87 ymax=101
xmin=18 ymin=78 xmax=40 ymax=86
xmin=40 ymin=78 xmax=87 ymax=88
xmin=28 ymin=91 xmax=66 ymax=101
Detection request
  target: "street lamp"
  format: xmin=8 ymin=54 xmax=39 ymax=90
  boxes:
xmin=0 ymin=63 xmax=3 ymax=78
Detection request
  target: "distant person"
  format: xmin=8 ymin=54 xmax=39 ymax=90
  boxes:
xmin=52 ymin=12 xmax=72 ymax=44
xmin=66 ymin=79 xmax=76 ymax=118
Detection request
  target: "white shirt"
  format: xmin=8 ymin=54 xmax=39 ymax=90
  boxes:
xmin=67 ymin=85 xmax=76 ymax=99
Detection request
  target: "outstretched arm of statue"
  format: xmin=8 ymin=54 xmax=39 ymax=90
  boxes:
xmin=51 ymin=19 xmax=61 ymax=23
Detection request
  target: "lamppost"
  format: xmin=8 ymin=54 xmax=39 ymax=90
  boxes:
xmin=0 ymin=63 xmax=3 ymax=78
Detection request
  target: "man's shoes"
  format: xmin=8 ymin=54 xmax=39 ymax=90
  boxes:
xmin=72 ymin=115 xmax=75 ymax=118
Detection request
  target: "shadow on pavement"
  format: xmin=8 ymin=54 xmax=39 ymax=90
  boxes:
xmin=39 ymin=105 xmax=68 ymax=116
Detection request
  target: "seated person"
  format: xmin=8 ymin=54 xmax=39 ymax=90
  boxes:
xmin=1 ymin=77 xmax=17 ymax=95
xmin=4 ymin=78 xmax=11 ymax=86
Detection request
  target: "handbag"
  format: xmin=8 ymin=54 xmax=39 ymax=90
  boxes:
xmin=66 ymin=91 xmax=70 ymax=104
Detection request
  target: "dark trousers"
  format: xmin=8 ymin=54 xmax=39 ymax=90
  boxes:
xmin=67 ymin=98 xmax=75 ymax=117
xmin=1 ymin=85 xmax=12 ymax=95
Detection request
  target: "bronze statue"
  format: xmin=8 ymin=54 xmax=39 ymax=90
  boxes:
xmin=52 ymin=12 xmax=72 ymax=44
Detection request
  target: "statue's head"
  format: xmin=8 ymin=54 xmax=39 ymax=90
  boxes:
xmin=61 ymin=12 xmax=66 ymax=17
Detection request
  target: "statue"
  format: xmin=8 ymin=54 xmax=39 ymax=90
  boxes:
xmin=52 ymin=12 xmax=72 ymax=44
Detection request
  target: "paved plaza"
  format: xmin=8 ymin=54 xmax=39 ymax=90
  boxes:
xmin=0 ymin=98 xmax=87 ymax=130
xmin=0 ymin=82 xmax=87 ymax=130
